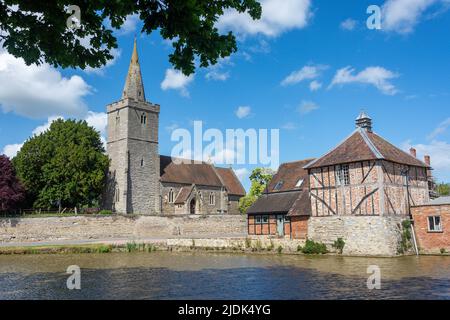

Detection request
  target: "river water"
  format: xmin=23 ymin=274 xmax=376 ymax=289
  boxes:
xmin=0 ymin=252 xmax=448 ymax=300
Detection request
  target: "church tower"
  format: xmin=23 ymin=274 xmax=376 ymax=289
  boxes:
xmin=104 ymin=39 xmax=161 ymax=214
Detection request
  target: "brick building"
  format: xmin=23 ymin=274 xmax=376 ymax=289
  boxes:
xmin=103 ymin=39 xmax=245 ymax=215
xmin=411 ymin=197 xmax=450 ymax=254
xmin=247 ymin=159 xmax=313 ymax=239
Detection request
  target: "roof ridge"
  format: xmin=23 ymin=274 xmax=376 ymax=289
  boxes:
xmin=358 ymin=128 xmax=384 ymax=159
xmin=304 ymin=129 xmax=360 ymax=169
xmin=281 ymin=158 xmax=316 ymax=165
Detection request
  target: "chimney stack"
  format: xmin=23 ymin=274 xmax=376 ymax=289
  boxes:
xmin=424 ymin=155 xmax=431 ymax=167
xmin=409 ymin=148 xmax=417 ymax=158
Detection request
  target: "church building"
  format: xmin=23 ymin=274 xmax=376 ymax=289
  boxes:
xmin=103 ymin=40 xmax=245 ymax=215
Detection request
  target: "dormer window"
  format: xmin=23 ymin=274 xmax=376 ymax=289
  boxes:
xmin=274 ymin=181 xmax=284 ymax=191
xmin=295 ymin=179 xmax=304 ymax=188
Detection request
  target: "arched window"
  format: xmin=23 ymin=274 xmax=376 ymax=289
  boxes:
xmin=115 ymin=188 xmax=120 ymax=203
xmin=115 ymin=111 xmax=120 ymax=126
xmin=140 ymin=158 xmax=144 ymax=167
xmin=209 ymin=192 xmax=215 ymax=205
xmin=140 ymin=113 xmax=147 ymax=125
xmin=168 ymin=189 xmax=174 ymax=204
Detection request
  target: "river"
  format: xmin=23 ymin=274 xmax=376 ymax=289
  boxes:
xmin=0 ymin=252 xmax=448 ymax=300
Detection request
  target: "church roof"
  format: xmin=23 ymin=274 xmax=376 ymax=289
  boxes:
xmin=304 ymin=128 xmax=429 ymax=169
xmin=159 ymin=156 xmax=245 ymax=196
xmin=122 ymin=38 xmax=146 ymax=102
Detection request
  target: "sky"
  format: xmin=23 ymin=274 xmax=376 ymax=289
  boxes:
xmin=1 ymin=0 xmax=450 ymax=191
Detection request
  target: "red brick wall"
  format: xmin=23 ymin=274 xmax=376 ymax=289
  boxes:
xmin=290 ymin=216 xmax=308 ymax=239
xmin=412 ymin=204 xmax=450 ymax=254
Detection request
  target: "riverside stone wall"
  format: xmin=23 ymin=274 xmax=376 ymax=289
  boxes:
xmin=0 ymin=215 xmax=247 ymax=243
xmin=308 ymin=216 xmax=405 ymax=256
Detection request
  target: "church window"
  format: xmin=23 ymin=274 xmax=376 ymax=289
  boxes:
xmin=140 ymin=158 xmax=144 ymax=167
xmin=209 ymin=192 xmax=215 ymax=205
xmin=115 ymin=111 xmax=120 ymax=126
xmin=140 ymin=113 xmax=147 ymax=125
xmin=336 ymin=165 xmax=350 ymax=186
xmin=115 ymin=188 xmax=120 ymax=203
xmin=168 ymin=189 xmax=175 ymax=204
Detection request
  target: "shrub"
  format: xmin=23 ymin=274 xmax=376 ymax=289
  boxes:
xmin=332 ymin=238 xmax=345 ymax=254
xmin=440 ymin=248 xmax=446 ymax=254
xmin=267 ymin=240 xmax=274 ymax=251
xmin=301 ymin=239 xmax=328 ymax=255
xmin=255 ymin=239 xmax=262 ymax=251
xmin=245 ymin=238 xmax=252 ymax=249
xmin=97 ymin=245 xmax=112 ymax=253
xmin=399 ymin=220 xmax=412 ymax=254
xmin=277 ymin=245 xmax=283 ymax=254
xmin=98 ymin=210 xmax=112 ymax=215
xmin=126 ymin=242 xmax=138 ymax=252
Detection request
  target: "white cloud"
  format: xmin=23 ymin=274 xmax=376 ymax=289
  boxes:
xmin=428 ymin=118 xmax=450 ymax=140
xmin=205 ymin=57 xmax=233 ymax=81
xmin=340 ymin=18 xmax=358 ymax=30
xmin=298 ymin=100 xmax=319 ymax=114
xmin=117 ymin=14 xmax=140 ymax=35
xmin=85 ymin=111 xmax=107 ymax=136
xmin=309 ymin=80 xmax=322 ymax=91
xmin=235 ymin=106 xmax=252 ymax=119
xmin=0 ymin=50 xmax=91 ymax=119
xmin=234 ymin=168 xmax=249 ymax=181
xmin=205 ymin=71 xmax=230 ymax=81
xmin=84 ymin=48 xmax=122 ymax=75
xmin=2 ymin=143 xmax=23 ymax=159
xmin=281 ymin=65 xmax=327 ymax=86
xmin=217 ymin=0 xmax=312 ymax=37
xmin=329 ymin=66 xmax=399 ymax=95
xmin=381 ymin=0 xmax=447 ymax=34
xmin=161 ymin=68 xmax=194 ymax=97
xmin=281 ymin=122 xmax=297 ymax=130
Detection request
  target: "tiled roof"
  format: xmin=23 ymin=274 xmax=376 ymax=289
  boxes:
xmin=215 ymin=167 xmax=246 ymax=196
xmin=174 ymin=186 xmax=194 ymax=204
xmin=246 ymin=191 xmax=304 ymax=214
xmin=266 ymin=159 xmax=315 ymax=193
xmin=304 ymin=129 xmax=429 ymax=169
xmin=160 ymin=156 xmax=245 ymax=196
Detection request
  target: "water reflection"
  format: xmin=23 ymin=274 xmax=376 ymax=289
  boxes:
xmin=0 ymin=252 xmax=448 ymax=300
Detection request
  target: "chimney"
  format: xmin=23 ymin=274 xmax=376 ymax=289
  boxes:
xmin=424 ymin=155 xmax=431 ymax=166
xmin=409 ymin=148 xmax=417 ymax=158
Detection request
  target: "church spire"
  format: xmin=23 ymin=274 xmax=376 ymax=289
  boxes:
xmin=122 ymin=37 xmax=146 ymax=102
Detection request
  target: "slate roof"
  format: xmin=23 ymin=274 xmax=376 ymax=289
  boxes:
xmin=247 ymin=159 xmax=313 ymax=217
xmin=304 ymin=128 xmax=429 ymax=169
xmin=159 ymin=155 xmax=245 ymax=196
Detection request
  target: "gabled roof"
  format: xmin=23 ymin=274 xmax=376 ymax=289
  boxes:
xmin=159 ymin=156 xmax=245 ymax=196
xmin=304 ymin=129 xmax=429 ymax=169
xmin=174 ymin=186 xmax=194 ymax=204
xmin=215 ymin=167 xmax=246 ymax=196
xmin=247 ymin=159 xmax=313 ymax=216
xmin=266 ymin=158 xmax=315 ymax=193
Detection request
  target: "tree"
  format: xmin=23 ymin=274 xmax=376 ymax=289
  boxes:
xmin=0 ymin=154 xmax=25 ymax=212
xmin=239 ymin=167 xmax=274 ymax=214
xmin=0 ymin=1 xmax=261 ymax=75
xmin=437 ymin=183 xmax=450 ymax=196
xmin=13 ymin=119 xmax=109 ymax=209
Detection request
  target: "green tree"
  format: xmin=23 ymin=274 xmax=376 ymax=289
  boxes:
xmin=437 ymin=183 xmax=450 ymax=196
xmin=13 ymin=119 xmax=109 ymax=209
xmin=0 ymin=1 xmax=261 ymax=75
xmin=239 ymin=167 xmax=274 ymax=213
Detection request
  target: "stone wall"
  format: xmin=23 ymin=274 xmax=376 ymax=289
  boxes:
xmin=412 ymin=204 xmax=450 ymax=254
xmin=308 ymin=216 xmax=405 ymax=256
xmin=0 ymin=215 xmax=247 ymax=243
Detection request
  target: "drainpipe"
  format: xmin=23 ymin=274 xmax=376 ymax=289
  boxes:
xmin=402 ymin=167 xmax=419 ymax=256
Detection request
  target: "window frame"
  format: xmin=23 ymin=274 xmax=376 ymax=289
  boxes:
xmin=209 ymin=192 xmax=215 ymax=205
xmin=428 ymin=216 xmax=442 ymax=232
xmin=168 ymin=188 xmax=175 ymax=204
xmin=274 ymin=181 xmax=284 ymax=191
xmin=336 ymin=164 xmax=350 ymax=186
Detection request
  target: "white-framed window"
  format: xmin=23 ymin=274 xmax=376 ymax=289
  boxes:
xmin=140 ymin=113 xmax=147 ymax=125
xmin=262 ymin=215 xmax=269 ymax=224
xmin=336 ymin=164 xmax=350 ymax=186
xmin=295 ymin=179 xmax=304 ymax=188
xmin=209 ymin=192 xmax=215 ymax=205
xmin=274 ymin=181 xmax=284 ymax=191
xmin=255 ymin=215 xmax=262 ymax=224
xmin=168 ymin=189 xmax=175 ymax=204
xmin=428 ymin=216 xmax=442 ymax=232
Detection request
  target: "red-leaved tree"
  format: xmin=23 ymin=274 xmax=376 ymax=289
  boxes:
xmin=0 ymin=154 xmax=25 ymax=212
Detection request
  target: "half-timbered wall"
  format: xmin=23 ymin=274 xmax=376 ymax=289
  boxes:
xmin=309 ymin=160 xmax=429 ymax=217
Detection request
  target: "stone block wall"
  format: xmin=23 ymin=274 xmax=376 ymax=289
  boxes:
xmin=0 ymin=215 xmax=247 ymax=243
xmin=308 ymin=216 xmax=405 ymax=256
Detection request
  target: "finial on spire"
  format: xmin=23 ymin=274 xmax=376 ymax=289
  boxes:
xmin=356 ymin=109 xmax=373 ymax=132
xmin=122 ymin=38 xmax=146 ymax=102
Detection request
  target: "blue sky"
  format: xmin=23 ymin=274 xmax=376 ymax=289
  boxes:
xmin=1 ymin=0 xmax=450 ymax=191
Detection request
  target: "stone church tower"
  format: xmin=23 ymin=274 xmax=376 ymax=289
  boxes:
xmin=104 ymin=39 xmax=161 ymax=214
